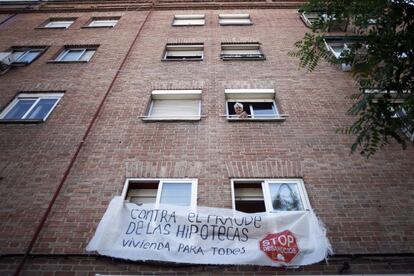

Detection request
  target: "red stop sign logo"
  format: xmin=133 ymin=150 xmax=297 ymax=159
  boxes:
xmin=259 ymin=230 xmax=300 ymax=264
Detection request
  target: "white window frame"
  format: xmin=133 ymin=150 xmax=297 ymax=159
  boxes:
xmin=122 ymin=178 xmax=198 ymax=210
xmin=55 ymin=47 xmax=96 ymax=62
xmin=231 ymin=179 xmax=311 ymax=213
xmin=219 ymin=14 xmax=252 ymax=26
xmin=163 ymin=43 xmax=204 ymax=61
xmin=172 ymin=15 xmax=205 ymax=26
xmin=10 ymin=47 xmax=45 ymax=64
xmin=143 ymin=90 xmax=202 ymax=121
xmin=0 ymin=92 xmax=63 ymax=121
xmin=224 ymin=89 xmax=285 ymax=121
xmin=43 ymin=19 xmax=75 ymax=29
xmin=86 ymin=18 xmax=119 ymax=28
xmin=299 ymin=11 xmax=321 ymax=28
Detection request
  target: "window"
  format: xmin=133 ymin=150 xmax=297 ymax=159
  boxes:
xmin=225 ymin=89 xmax=285 ymax=120
xmin=8 ymin=46 xmax=47 ymax=65
xmin=172 ymin=15 xmax=205 ymax=26
xmin=123 ymin=179 xmax=197 ymax=209
xmin=0 ymin=92 xmax=63 ymax=122
xmin=219 ymin=14 xmax=252 ymax=25
xmin=163 ymin=43 xmax=203 ymax=61
xmin=323 ymin=36 xmax=362 ymax=71
xmin=232 ymin=179 xmax=311 ymax=213
xmin=41 ymin=18 xmax=76 ymax=29
xmin=364 ymin=89 xmax=413 ymax=141
xmin=85 ymin=17 xmax=119 ymax=28
xmin=220 ymin=42 xmax=265 ymax=60
xmin=54 ymin=46 xmax=97 ymax=62
xmin=144 ymin=90 xmax=202 ymax=121
xmin=299 ymin=11 xmax=321 ymax=28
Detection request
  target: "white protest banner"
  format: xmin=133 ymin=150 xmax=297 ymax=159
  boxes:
xmin=87 ymin=196 xmax=331 ymax=267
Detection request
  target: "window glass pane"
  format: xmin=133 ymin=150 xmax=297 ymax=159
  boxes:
xmin=11 ymin=51 xmax=25 ymax=61
xmin=269 ymin=182 xmax=304 ymax=211
xmin=79 ymin=50 xmax=95 ymax=61
xmin=60 ymin=49 xmax=83 ymax=61
xmin=165 ymin=50 xmax=202 ymax=59
xmin=26 ymin=99 xmax=57 ymax=120
xmin=45 ymin=21 xmax=72 ymax=28
xmin=252 ymin=102 xmax=276 ymax=118
xmin=160 ymin=182 xmax=192 ymax=206
xmin=3 ymin=99 xmax=36 ymax=119
xmin=16 ymin=50 xmax=41 ymax=63
xmin=89 ymin=20 xmax=117 ymax=27
xmin=220 ymin=18 xmax=251 ymax=25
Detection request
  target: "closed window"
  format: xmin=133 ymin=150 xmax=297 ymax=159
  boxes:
xmin=145 ymin=90 xmax=202 ymax=121
xmin=172 ymin=15 xmax=205 ymax=26
xmin=123 ymin=179 xmax=197 ymax=209
xmin=163 ymin=43 xmax=203 ymax=60
xmin=86 ymin=17 xmax=119 ymax=28
xmin=225 ymin=89 xmax=284 ymax=120
xmin=41 ymin=18 xmax=76 ymax=29
xmin=9 ymin=46 xmax=47 ymax=65
xmin=220 ymin=42 xmax=265 ymax=60
xmin=232 ymin=179 xmax=311 ymax=213
xmin=0 ymin=92 xmax=63 ymax=122
xmin=219 ymin=14 xmax=252 ymax=25
xmin=54 ymin=46 xmax=97 ymax=62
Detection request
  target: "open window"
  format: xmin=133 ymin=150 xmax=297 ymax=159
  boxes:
xmin=219 ymin=14 xmax=252 ymax=25
xmin=0 ymin=92 xmax=63 ymax=122
xmin=144 ymin=90 xmax=202 ymax=121
xmin=225 ymin=89 xmax=285 ymax=120
xmin=364 ymin=88 xmax=413 ymax=141
xmin=172 ymin=15 xmax=205 ymax=26
xmin=232 ymin=179 xmax=311 ymax=213
xmin=220 ymin=42 xmax=265 ymax=60
xmin=163 ymin=43 xmax=204 ymax=61
xmin=53 ymin=45 xmax=98 ymax=62
xmin=299 ymin=11 xmax=321 ymax=28
xmin=7 ymin=46 xmax=47 ymax=66
xmin=123 ymin=179 xmax=198 ymax=209
xmin=323 ymin=36 xmax=363 ymax=71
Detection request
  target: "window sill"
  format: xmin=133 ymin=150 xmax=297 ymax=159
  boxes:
xmin=219 ymin=23 xmax=253 ymax=26
xmin=35 ymin=27 xmax=68 ymax=30
xmin=46 ymin=60 xmax=88 ymax=64
xmin=142 ymin=117 xmax=201 ymax=122
xmin=161 ymin=58 xmax=203 ymax=62
xmin=81 ymin=26 xmax=115 ymax=29
xmin=11 ymin=62 xmax=30 ymax=67
xmin=227 ymin=117 xmax=286 ymax=122
xmin=0 ymin=119 xmax=43 ymax=124
xmin=221 ymin=57 xmax=266 ymax=61
xmin=172 ymin=24 xmax=205 ymax=27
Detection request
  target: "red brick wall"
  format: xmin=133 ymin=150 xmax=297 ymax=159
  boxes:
xmin=0 ymin=7 xmax=413 ymax=275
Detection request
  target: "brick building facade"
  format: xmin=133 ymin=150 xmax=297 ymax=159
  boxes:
xmin=0 ymin=0 xmax=413 ymax=275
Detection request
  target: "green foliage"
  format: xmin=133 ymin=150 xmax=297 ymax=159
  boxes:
xmin=292 ymin=0 xmax=414 ymax=156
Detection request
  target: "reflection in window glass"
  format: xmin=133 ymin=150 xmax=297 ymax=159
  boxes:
xmin=3 ymin=99 xmax=36 ymax=119
xmin=26 ymin=99 xmax=58 ymax=120
xmin=269 ymin=182 xmax=304 ymax=211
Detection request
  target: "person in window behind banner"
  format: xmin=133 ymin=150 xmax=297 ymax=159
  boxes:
xmin=234 ymin=102 xmax=249 ymax=118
